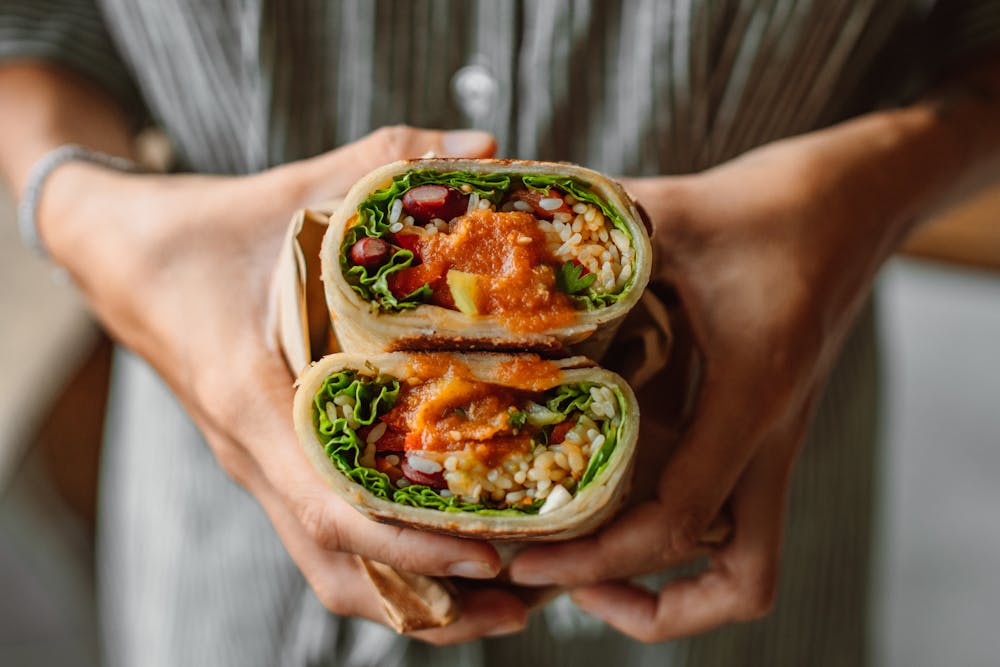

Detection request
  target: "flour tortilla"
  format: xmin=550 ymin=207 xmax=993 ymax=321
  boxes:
xmin=293 ymin=352 xmax=640 ymax=541
xmin=321 ymin=159 xmax=654 ymax=360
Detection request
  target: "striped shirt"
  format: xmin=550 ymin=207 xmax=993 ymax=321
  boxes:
xmin=2 ymin=2 xmax=999 ymax=666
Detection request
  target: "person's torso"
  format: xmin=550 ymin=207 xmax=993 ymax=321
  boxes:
xmin=100 ymin=0 xmax=915 ymax=175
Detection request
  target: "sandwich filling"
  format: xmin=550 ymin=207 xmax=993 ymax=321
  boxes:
xmin=340 ymin=170 xmax=637 ymax=333
xmin=311 ymin=356 xmax=626 ymax=514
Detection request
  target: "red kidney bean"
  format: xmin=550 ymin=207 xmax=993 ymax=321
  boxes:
xmin=349 ymin=236 xmax=390 ymax=268
xmin=401 ymin=455 xmax=447 ymax=489
xmin=374 ymin=428 xmax=406 ymax=452
xmin=401 ymin=185 xmax=469 ymax=223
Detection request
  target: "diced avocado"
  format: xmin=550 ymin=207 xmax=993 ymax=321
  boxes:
xmin=446 ymin=270 xmax=483 ymax=315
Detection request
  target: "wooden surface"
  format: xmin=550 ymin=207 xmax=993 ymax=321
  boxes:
xmin=903 ymin=185 xmax=1000 ymax=272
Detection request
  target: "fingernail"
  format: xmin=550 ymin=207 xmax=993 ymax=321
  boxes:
xmin=447 ymin=561 xmax=497 ymax=579
xmin=442 ymin=130 xmax=494 ymax=157
xmin=486 ymin=620 xmax=524 ymax=637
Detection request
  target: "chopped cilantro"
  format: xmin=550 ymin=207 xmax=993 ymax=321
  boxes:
xmin=508 ymin=409 xmax=528 ymax=431
xmin=556 ymin=261 xmax=596 ymax=295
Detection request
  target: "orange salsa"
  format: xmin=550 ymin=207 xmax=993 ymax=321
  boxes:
xmin=387 ymin=210 xmax=578 ymax=333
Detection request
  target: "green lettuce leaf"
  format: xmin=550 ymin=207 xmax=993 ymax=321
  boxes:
xmin=545 ymin=382 xmax=627 ymax=489
xmin=340 ymin=170 xmax=511 ymax=310
xmin=313 ymin=371 xmax=541 ymax=515
xmin=313 ymin=373 xmax=627 ymax=511
xmin=341 ymin=169 xmax=635 ymax=311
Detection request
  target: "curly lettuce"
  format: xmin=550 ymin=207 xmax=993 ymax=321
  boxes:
xmin=341 ymin=171 xmax=510 ymax=311
xmin=313 ymin=373 xmax=626 ymax=513
xmin=341 ymin=169 xmax=635 ymax=312
xmin=545 ymin=383 xmax=627 ymax=489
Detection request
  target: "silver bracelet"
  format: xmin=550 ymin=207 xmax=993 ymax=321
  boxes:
xmin=17 ymin=144 xmax=141 ymax=259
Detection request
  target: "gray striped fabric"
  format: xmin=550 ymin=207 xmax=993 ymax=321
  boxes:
xmin=3 ymin=2 xmax=999 ymax=666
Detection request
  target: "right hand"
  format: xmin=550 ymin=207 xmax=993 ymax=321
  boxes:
xmin=41 ymin=126 xmax=528 ymax=643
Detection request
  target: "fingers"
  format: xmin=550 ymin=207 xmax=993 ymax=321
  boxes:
xmin=347 ymin=125 xmax=497 ymax=169
xmin=291 ymin=126 xmax=496 ymax=204
xmin=510 ymin=501 xmax=715 ymax=586
xmin=410 ymin=588 xmax=528 ymax=645
xmin=295 ymin=490 xmax=502 ymax=578
xmin=258 ymin=477 xmax=526 ymax=643
xmin=569 ymin=427 xmax=796 ymax=643
xmin=510 ymin=371 xmax=763 ymax=587
xmin=204 ymin=357 xmax=501 ymax=579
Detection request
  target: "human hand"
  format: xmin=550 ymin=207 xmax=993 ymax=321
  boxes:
xmin=509 ymin=130 xmax=909 ymax=641
xmin=40 ymin=126 xmax=529 ymax=643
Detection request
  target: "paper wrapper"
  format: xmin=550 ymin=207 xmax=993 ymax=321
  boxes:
xmin=320 ymin=159 xmax=654 ymax=359
xmin=269 ymin=202 xmax=464 ymax=632
xmin=270 ymin=202 xmax=341 ymax=375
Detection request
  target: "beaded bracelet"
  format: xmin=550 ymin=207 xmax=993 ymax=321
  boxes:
xmin=17 ymin=144 xmax=141 ymax=259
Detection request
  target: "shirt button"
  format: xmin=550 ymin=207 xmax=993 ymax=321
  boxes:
xmin=451 ymin=63 xmax=499 ymax=120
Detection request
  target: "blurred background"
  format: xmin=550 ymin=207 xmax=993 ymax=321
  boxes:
xmin=0 ymin=181 xmax=997 ymax=666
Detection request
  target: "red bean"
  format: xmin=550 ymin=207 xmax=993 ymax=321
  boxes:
xmin=349 ymin=236 xmax=390 ymax=268
xmin=401 ymin=185 xmax=469 ymax=223
xmin=374 ymin=428 xmax=406 ymax=452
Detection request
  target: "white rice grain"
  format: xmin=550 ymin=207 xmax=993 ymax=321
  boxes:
xmin=366 ymin=422 xmax=387 ymax=444
xmin=408 ymin=455 xmax=443 ymax=475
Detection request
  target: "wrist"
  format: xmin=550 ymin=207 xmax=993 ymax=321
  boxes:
xmin=36 ymin=162 xmax=142 ymax=271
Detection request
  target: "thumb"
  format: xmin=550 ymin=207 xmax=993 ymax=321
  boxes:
xmin=437 ymin=129 xmax=497 ymax=158
xmin=353 ymin=126 xmax=496 ymax=162
xmin=290 ymin=126 xmax=496 ymax=204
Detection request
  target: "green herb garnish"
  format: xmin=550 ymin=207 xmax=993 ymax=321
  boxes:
xmin=556 ymin=261 xmax=596 ymax=295
xmin=508 ymin=409 xmax=528 ymax=431
xmin=313 ymin=374 xmax=628 ymax=509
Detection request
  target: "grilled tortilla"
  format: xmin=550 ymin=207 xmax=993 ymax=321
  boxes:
xmin=321 ymin=159 xmax=653 ymax=359
xmin=293 ymin=352 xmax=640 ymax=540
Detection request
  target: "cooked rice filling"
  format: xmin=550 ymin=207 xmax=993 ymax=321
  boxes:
xmin=341 ymin=172 xmax=637 ymax=323
xmin=313 ymin=366 xmax=625 ymax=513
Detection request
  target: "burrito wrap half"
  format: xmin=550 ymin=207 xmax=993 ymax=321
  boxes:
xmin=321 ymin=159 xmax=653 ymax=359
xmin=293 ymin=352 xmax=640 ymax=541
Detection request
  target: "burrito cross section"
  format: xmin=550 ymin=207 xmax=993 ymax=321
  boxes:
xmin=312 ymin=354 xmax=627 ymax=514
xmin=294 ymin=352 xmax=639 ymax=538
xmin=340 ymin=168 xmax=638 ymax=333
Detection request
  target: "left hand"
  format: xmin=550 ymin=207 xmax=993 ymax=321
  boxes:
xmin=509 ymin=128 xmax=908 ymax=641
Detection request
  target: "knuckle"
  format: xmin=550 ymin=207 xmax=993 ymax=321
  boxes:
xmin=734 ymin=572 xmax=779 ymax=621
xmin=370 ymin=124 xmax=417 ymax=160
xmin=296 ymin=498 xmax=341 ymax=551
xmin=380 ymin=530 xmax=423 ymax=572
xmin=662 ymin=507 xmax=710 ymax=558
xmin=312 ymin=583 xmax=350 ymax=616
